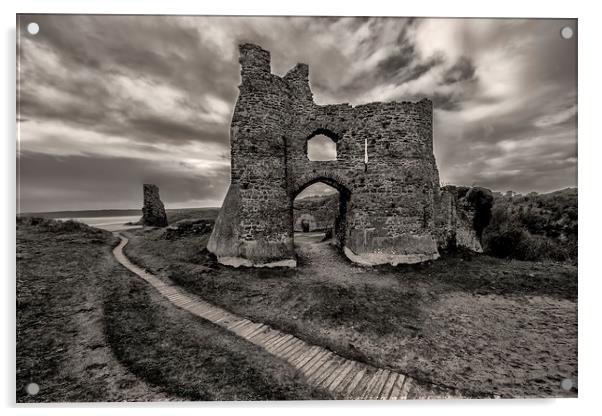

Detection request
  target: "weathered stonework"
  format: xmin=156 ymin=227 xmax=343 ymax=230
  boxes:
xmin=208 ymin=43 xmax=487 ymax=267
xmin=141 ymin=184 xmax=168 ymax=227
xmin=435 ymin=186 xmax=493 ymax=252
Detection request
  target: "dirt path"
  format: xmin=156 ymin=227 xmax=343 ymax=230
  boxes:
xmin=293 ymin=232 xmax=403 ymax=290
xmin=114 ymin=233 xmax=463 ymax=400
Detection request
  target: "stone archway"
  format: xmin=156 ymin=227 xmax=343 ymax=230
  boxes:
xmin=292 ymin=177 xmax=351 ymax=249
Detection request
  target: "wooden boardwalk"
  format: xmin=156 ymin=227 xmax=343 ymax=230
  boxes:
xmin=113 ymin=234 xmax=460 ymax=400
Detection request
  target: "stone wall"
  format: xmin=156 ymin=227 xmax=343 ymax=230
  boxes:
xmin=435 ymin=186 xmax=493 ymax=252
xmin=208 ymin=43 xmax=476 ymax=267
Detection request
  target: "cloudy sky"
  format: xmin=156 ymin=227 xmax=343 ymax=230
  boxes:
xmin=17 ymin=15 xmax=577 ymax=212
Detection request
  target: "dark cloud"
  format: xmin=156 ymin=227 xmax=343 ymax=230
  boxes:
xmin=16 ymin=15 xmax=577 ymax=211
xmin=126 ymin=117 xmax=228 ymax=146
xmin=441 ymin=57 xmax=476 ymax=85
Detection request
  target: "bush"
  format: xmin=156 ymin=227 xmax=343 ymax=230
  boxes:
xmin=481 ymin=189 xmax=577 ymax=263
xmin=483 ymin=223 xmax=571 ymax=262
xmin=483 ymin=225 xmax=525 ymax=259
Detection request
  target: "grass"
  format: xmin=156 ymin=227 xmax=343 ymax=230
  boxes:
xmin=123 ymin=226 xmax=578 ymax=398
xmin=17 ymin=217 xmax=327 ymax=402
xmin=166 ymin=207 xmax=219 ymax=224
xmin=16 ymin=217 xmax=159 ymax=402
xmin=104 ymin=267 xmax=328 ymax=401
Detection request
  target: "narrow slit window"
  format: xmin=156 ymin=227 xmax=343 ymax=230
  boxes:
xmin=364 ymin=138 xmax=368 ymax=164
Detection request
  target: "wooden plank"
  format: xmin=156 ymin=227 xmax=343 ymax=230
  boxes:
xmin=178 ymin=299 xmax=196 ymax=308
xmin=293 ymin=347 xmax=321 ymax=368
xmin=278 ymin=339 xmax=304 ymax=357
xmin=247 ymin=327 xmax=273 ymax=342
xmin=206 ymin=310 xmax=226 ymax=322
xmin=340 ymin=367 xmax=366 ymax=398
xmin=283 ymin=340 xmax=308 ymax=360
xmin=330 ymin=361 xmax=358 ymax=394
xmin=213 ymin=314 xmax=233 ymax=324
xmin=202 ymin=309 xmax=223 ymax=321
xmin=189 ymin=304 xmax=213 ymax=316
xmin=226 ymin=319 xmax=249 ymax=331
xmin=397 ymin=376 xmax=413 ymax=400
xmin=298 ymin=350 xmax=329 ymax=373
xmin=271 ymin=336 xmax=296 ymax=352
xmin=263 ymin=334 xmax=289 ymax=350
xmin=378 ymin=372 xmax=398 ymax=400
xmin=369 ymin=370 xmax=391 ymax=400
xmin=310 ymin=358 xmax=342 ymax=385
xmin=230 ymin=320 xmax=255 ymax=335
xmin=266 ymin=334 xmax=294 ymax=352
xmin=250 ymin=325 xmax=271 ymax=339
xmin=278 ymin=339 xmax=303 ymax=358
xmin=239 ymin=323 xmax=264 ymax=338
xmin=317 ymin=358 xmax=348 ymax=387
xmin=285 ymin=344 xmax=310 ymax=363
xmin=255 ymin=331 xmax=281 ymax=345
xmin=244 ymin=324 xmax=267 ymax=339
xmin=304 ymin=352 xmax=334 ymax=379
xmin=388 ymin=373 xmax=405 ymax=400
xmin=325 ymin=361 xmax=355 ymax=391
xmin=359 ymin=370 xmax=383 ymax=399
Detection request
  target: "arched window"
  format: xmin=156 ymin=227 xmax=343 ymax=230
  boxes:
xmin=307 ymin=134 xmax=337 ymax=161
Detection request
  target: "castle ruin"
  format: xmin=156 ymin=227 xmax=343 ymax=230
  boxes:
xmin=208 ymin=43 xmax=489 ymax=267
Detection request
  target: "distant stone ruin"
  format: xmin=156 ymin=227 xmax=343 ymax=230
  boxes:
xmin=141 ymin=184 xmax=168 ymax=227
xmin=208 ymin=43 xmax=490 ymax=267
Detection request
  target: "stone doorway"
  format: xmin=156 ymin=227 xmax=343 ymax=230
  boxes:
xmin=301 ymin=220 xmax=310 ymax=233
xmin=292 ymin=180 xmax=350 ymax=257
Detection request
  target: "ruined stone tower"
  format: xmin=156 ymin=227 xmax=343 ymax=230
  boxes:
xmin=208 ymin=43 xmax=444 ymax=267
xmin=141 ymin=184 xmax=168 ymax=227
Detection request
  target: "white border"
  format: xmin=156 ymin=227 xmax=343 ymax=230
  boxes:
xmin=3 ymin=1 xmax=599 ymax=415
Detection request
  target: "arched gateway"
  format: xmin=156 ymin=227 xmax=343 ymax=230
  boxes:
xmin=208 ymin=43 xmax=485 ymax=267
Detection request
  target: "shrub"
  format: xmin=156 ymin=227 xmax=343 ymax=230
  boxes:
xmin=481 ymin=189 xmax=577 ymax=263
xmin=483 ymin=220 xmax=571 ymax=262
xmin=483 ymin=225 xmax=525 ymax=259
